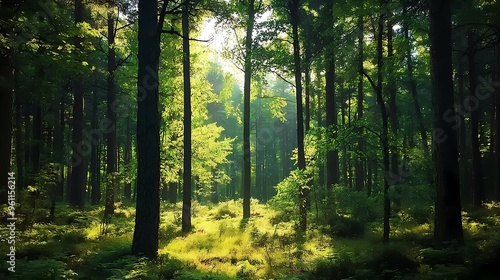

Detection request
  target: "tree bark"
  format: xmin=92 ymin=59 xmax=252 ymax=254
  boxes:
xmin=468 ymin=32 xmax=485 ymax=207
xmin=496 ymin=41 xmax=500 ymax=200
xmin=375 ymin=8 xmax=391 ymax=243
xmin=355 ymin=12 xmax=365 ymax=192
xmin=70 ymin=0 xmax=86 ymax=209
xmin=243 ymin=0 xmax=255 ymax=220
xmin=105 ymin=3 xmax=117 ymax=217
xmin=91 ymin=91 xmax=101 ymax=205
xmin=429 ymin=0 xmax=463 ymax=243
xmin=289 ymin=0 xmax=307 ymax=232
xmin=132 ymin=0 xmax=161 ymax=259
xmin=181 ymin=2 xmax=192 ymax=233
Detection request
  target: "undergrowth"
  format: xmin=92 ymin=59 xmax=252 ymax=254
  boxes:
xmin=1 ymin=200 xmax=500 ymax=279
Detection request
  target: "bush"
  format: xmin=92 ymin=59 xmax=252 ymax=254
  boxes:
xmin=325 ymin=215 xmax=365 ymax=238
xmin=308 ymin=253 xmax=356 ymax=280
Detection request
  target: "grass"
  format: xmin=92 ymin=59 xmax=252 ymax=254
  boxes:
xmin=1 ymin=199 xmax=500 ymax=279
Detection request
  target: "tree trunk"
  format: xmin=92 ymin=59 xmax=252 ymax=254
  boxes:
xmin=14 ymin=80 xmax=24 ymax=191
xmin=387 ymin=17 xmax=400 ymax=210
xmin=70 ymin=0 xmax=86 ymax=209
xmin=375 ymin=9 xmax=391 ymax=243
xmin=315 ymin=67 xmax=325 ymax=187
xmin=242 ymin=0 xmax=255 ymax=220
xmin=105 ymin=4 xmax=117 ymax=217
xmin=496 ymin=41 xmax=500 ymax=200
xmin=429 ymin=0 xmax=463 ymax=243
xmin=132 ymin=0 xmax=161 ymax=259
xmin=181 ymin=3 xmax=193 ymax=233
xmin=124 ymin=118 xmax=132 ymax=199
xmin=91 ymin=91 xmax=101 ymax=205
xmin=468 ymin=32 xmax=485 ymax=207
xmin=355 ymin=12 xmax=365 ymax=192
xmin=289 ymin=0 xmax=307 ymax=232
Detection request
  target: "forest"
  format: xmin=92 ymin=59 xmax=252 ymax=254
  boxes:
xmin=0 ymin=0 xmax=500 ymax=279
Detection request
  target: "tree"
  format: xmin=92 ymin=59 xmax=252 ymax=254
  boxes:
xmin=181 ymin=0 xmax=192 ymax=233
xmin=0 ymin=0 xmax=15 ymax=205
xmin=132 ymin=0 xmax=161 ymax=259
xmin=288 ymin=0 xmax=307 ymax=232
xmin=429 ymin=0 xmax=463 ymax=243
xmin=243 ymin=0 xmax=257 ymax=220
xmin=70 ymin=0 xmax=87 ymax=209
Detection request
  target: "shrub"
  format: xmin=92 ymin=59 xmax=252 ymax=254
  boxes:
xmin=325 ymin=215 xmax=365 ymax=238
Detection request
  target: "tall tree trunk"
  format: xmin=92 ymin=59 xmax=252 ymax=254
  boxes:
xmin=429 ymin=0 xmax=463 ymax=243
xmin=496 ymin=41 xmax=500 ymax=200
xmin=70 ymin=0 xmax=86 ymax=208
xmin=305 ymin=49 xmax=311 ymax=132
xmin=243 ymin=0 xmax=255 ymax=220
xmin=14 ymin=78 xmax=24 ymax=191
xmin=315 ymin=67 xmax=325 ymax=187
xmin=181 ymin=2 xmax=193 ymax=232
xmin=355 ymin=12 xmax=365 ymax=192
xmin=375 ymin=8 xmax=391 ymax=243
xmin=124 ymin=118 xmax=132 ymax=199
xmin=32 ymin=105 xmax=42 ymax=175
xmin=457 ymin=52 xmax=471 ymax=206
xmin=132 ymin=0 xmax=161 ymax=259
xmin=326 ymin=55 xmax=339 ymax=189
xmin=387 ymin=17 xmax=400 ymax=210
xmin=289 ymin=0 xmax=307 ymax=232
xmin=468 ymin=32 xmax=485 ymax=207
xmin=91 ymin=91 xmax=101 ymax=205
xmin=105 ymin=3 xmax=117 ymax=217
xmin=0 ymin=0 xmax=15 ymax=204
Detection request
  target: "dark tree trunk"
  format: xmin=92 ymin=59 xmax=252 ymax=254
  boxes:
xmin=91 ymin=91 xmax=101 ymax=205
xmin=70 ymin=0 xmax=86 ymax=209
xmin=325 ymin=2 xmax=339 ymax=190
xmin=289 ymin=0 xmax=307 ymax=232
xmin=496 ymin=41 xmax=500 ymax=200
xmin=468 ymin=32 xmax=485 ymax=207
xmin=375 ymin=9 xmax=391 ymax=243
xmin=457 ymin=52 xmax=471 ymax=206
xmin=355 ymin=12 xmax=365 ymax=192
xmin=105 ymin=4 xmax=117 ymax=217
xmin=14 ymin=82 xmax=24 ymax=191
xmin=132 ymin=0 xmax=161 ymax=259
xmin=32 ymin=105 xmax=42 ymax=175
xmin=0 ymin=0 xmax=15 ymax=204
xmin=387 ymin=18 xmax=400 ymax=210
xmin=181 ymin=3 xmax=192 ymax=233
xmin=124 ymin=118 xmax=132 ymax=199
xmin=305 ymin=49 xmax=311 ymax=132
xmin=169 ymin=182 xmax=177 ymax=204
xmin=429 ymin=0 xmax=463 ymax=243
xmin=243 ymin=0 xmax=255 ymax=220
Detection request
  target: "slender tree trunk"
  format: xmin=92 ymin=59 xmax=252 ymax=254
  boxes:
xmin=91 ymin=91 xmax=101 ymax=205
xmin=457 ymin=52 xmax=471 ymax=206
xmin=289 ymin=0 xmax=307 ymax=232
xmin=181 ymin=3 xmax=193 ymax=232
xmin=243 ymin=0 xmax=255 ymax=219
xmin=132 ymin=0 xmax=161 ymax=259
xmin=326 ymin=55 xmax=339 ymax=189
xmin=70 ymin=0 xmax=86 ymax=209
xmin=305 ymin=49 xmax=311 ymax=132
xmin=430 ymin=0 xmax=463 ymax=243
xmin=124 ymin=118 xmax=132 ymax=199
xmin=32 ymin=105 xmax=42 ymax=175
xmin=0 ymin=0 xmax=15 ymax=204
xmin=316 ymin=67 xmax=325 ymax=187
xmin=375 ymin=9 xmax=391 ymax=243
xmin=14 ymin=82 xmax=24 ymax=191
xmin=496 ymin=41 xmax=500 ymax=200
xmin=105 ymin=4 xmax=117 ymax=216
xmin=387 ymin=17 xmax=401 ymax=210
xmin=355 ymin=12 xmax=365 ymax=192
xmin=468 ymin=32 xmax=485 ymax=207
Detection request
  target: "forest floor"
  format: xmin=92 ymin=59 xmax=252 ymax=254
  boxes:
xmin=1 ymin=199 xmax=500 ymax=279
